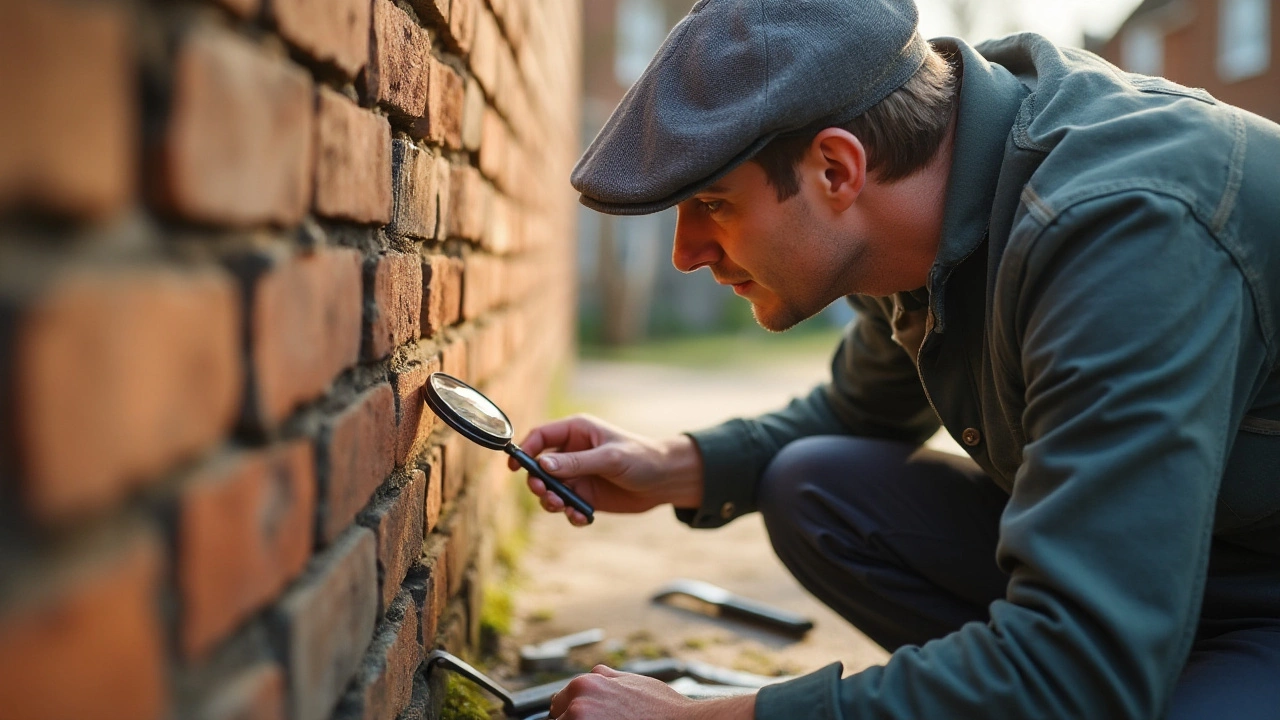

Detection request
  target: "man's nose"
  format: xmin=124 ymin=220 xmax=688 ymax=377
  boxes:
xmin=672 ymin=207 xmax=721 ymax=273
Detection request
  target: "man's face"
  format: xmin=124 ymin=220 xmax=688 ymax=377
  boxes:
xmin=672 ymin=160 xmax=873 ymax=332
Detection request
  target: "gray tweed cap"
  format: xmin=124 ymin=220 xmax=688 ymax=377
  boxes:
xmin=572 ymin=0 xmax=929 ymax=216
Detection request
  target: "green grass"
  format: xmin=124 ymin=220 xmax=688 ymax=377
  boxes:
xmin=579 ymin=323 xmax=843 ymax=369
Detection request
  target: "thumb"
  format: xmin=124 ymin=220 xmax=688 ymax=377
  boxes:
xmin=591 ymin=665 xmax=624 ymax=678
xmin=540 ymin=445 xmax=624 ymax=479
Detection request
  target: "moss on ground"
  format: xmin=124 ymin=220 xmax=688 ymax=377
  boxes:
xmin=440 ymin=673 xmax=498 ymax=720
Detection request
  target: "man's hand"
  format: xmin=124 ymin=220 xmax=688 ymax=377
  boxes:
xmin=507 ymin=414 xmax=704 ymax=526
xmin=548 ymin=665 xmax=755 ymax=720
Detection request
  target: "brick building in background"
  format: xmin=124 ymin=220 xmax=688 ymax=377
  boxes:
xmin=1094 ymin=0 xmax=1278 ymax=121
xmin=0 ymin=0 xmax=580 ymax=718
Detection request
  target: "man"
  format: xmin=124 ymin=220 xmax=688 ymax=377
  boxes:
xmin=510 ymin=1 xmax=1280 ymax=717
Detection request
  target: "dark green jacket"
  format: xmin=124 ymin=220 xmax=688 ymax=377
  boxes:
xmin=683 ymin=34 xmax=1280 ymax=719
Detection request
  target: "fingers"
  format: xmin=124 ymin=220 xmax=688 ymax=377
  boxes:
xmin=530 ymin=477 xmax=591 ymax=527
xmin=537 ymin=445 xmax=623 ymax=482
xmin=592 ymin=664 xmax=623 ymax=678
xmin=518 ymin=414 xmax=609 ymax=458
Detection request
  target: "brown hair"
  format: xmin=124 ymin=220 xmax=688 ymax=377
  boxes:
xmin=752 ymin=45 xmax=958 ymax=198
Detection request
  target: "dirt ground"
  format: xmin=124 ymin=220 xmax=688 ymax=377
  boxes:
xmin=492 ymin=350 xmax=955 ymax=691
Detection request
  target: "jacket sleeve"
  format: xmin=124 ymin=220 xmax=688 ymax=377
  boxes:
xmin=756 ymin=191 xmax=1268 ymax=718
xmin=678 ymin=295 xmax=940 ymax=528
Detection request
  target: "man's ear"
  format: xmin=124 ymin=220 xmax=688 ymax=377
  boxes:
xmin=804 ymin=128 xmax=866 ymax=212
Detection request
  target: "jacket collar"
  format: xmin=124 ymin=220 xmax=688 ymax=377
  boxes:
xmin=926 ymin=37 xmax=1028 ymax=332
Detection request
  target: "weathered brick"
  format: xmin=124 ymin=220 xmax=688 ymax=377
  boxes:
xmin=272 ymin=526 xmax=377 ymax=720
xmin=411 ymin=59 xmax=465 ymax=150
xmin=440 ymin=255 xmax=466 ymax=327
xmin=420 ymin=254 xmax=459 ymax=338
xmin=270 ymin=0 xmax=370 ymax=80
xmin=460 ymin=77 xmax=484 ymax=152
xmin=389 ymin=140 xmax=438 ymax=240
xmin=367 ymin=0 xmax=430 ymax=119
xmin=0 ymin=534 xmax=166 ymax=720
xmin=483 ymin=194 xmax=513 ymax=254
xmin=320 ymin=384 xmax=396 ymax=543
xmin=365 ymin=252 xmax=422 ymax=361
xmin=13 ymin=268 xmax=241 ymax=523
xmin=196 ymin=663 xmax=285 ymax=720
xmin=0 ymin=0 xmax=134 ymax=219
xmin=159 ymin=27 xmax=313 ymax=227
xmin=433 ymin=157 xmax=453 ymax=238
xmin=443 ymin=499 xmax=476 ymax=596
xmin=470 ymin=8 xmax=500 ymax=97
xmin=447 ymin=164 xmax=488 ymax=241
xmin=358 ymin=470 xmax=426 ymax=613
xmin=315 ymin=87 xmax=393 ymax=224
xmin=334 ymin=592 xmax=421 ymax=720
xmin=392 ymin=353 xmax=441 ymax=466
xmin=247 ymin=247 xmax=362 ymax=428
xmin=424 ymin=446 xmax=443 ymax=533
xmin=178 ymin=441 xmax=316 ymax=660
xmin=444 ymin=0 xmax=476 ymax=55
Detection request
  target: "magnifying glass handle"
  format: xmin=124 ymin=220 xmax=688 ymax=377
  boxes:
xmin=507 ymin=445 xmax=595 ymax=524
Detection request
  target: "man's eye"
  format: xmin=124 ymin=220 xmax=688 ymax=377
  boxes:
xmin=701 ymin=200 xmax=724 ymax=213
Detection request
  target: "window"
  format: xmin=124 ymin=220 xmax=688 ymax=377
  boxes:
xmin=615 ymin=0 xmax=666 ymax=87
xmin=1123 ymin=23 xmax=1165 ymax=76
xmin=1219 ymin=0 xmax=1271 ymax=81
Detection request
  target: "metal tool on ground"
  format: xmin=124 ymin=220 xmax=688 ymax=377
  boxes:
xmin=426 ymin=649 xmax=771 ymax=720
xmin=519 ymin=628 xmax=606 ymax=673
xmin=652 ymin=578 xmax=815 ymax=637
xmin=423 ymin=372 xmax=594 ymax=523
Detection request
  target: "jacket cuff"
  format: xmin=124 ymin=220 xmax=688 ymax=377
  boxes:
xmin=755 ymin=662 xmax=844 ymax=720
xmin=674 ymin=421 xmax=765 ymax=528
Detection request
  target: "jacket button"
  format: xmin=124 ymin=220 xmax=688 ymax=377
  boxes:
xmin=962 ymin=428 xmax=982 ymax=446
xmin=720 ymin=501 xmax=736 ymax=520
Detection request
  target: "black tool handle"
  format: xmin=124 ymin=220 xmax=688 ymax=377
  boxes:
xmin=507 ymin=444 xmax=594 ymax=524
xmin=718 ymin=596 xmax=814 ymax=636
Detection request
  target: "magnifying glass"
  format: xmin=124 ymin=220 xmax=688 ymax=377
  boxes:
xmin=423 ymin=372 xmax=595 ymax=524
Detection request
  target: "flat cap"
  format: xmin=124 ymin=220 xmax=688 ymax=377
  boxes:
xmin=572 ymin=0 xmax=928 ymax=216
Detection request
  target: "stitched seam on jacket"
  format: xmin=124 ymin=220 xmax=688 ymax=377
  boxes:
xmin=1211 ymin=109 xmax=1247 ymax=235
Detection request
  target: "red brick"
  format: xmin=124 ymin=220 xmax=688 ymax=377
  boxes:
xmin=367 ymin=0 xmax=430 ymax=119
xmin=439 ymin=255 xmax=466 ymax=327
xmin=315 ymin=88 xmax=393 ymax=224
xmin=335 ymin=592 xmax=421 ymax=720
xmin=359 ymin=470 xmax=426 ymax=612
xmin=249 ymin=247 xmax=362 ymax=427
xmin=392 ymin=353 xmax=441 ymax=466
xmin=273 ymin=526 xmax=378 ymax=720
xmin=440 ymin=335 xmax=469 ymax=384
xmin=159 ymin=27 xmax=313 ymax=227
xmin=389 ymin=140 xmax=438 ymax=241
xmin=271 ymin=0 xmax=370 ymax=80
xmin=0 ymin=0 xmax=133 ymax=219
xmin=197 ymin=663 xmax=286 ymax=720
xmin=424 ymin=446 xmax=443 ymax=533
xmin=470 ymin=8 xmax=500 ymax=97
xmin=478 ymin=107 xmax=506 ymax=185
xmin=444 ymin=0 xmax=477 ymax=55
xmin=411 ymin=58 xmax=465 ymax=149
xmin=447 ymin=164 xmax=488 ymax=241
xmin=461 ymin=78 xmax=484 ymax=152
xmin=14 ymin=268 xmax=241 ymax=523
xmin=420 ymin=254 xmax=456 ymax=338
xmin=483 ymin=194 xmax=513 ymax=254
xmin=0 ymin=534 xmax=166 ymax=720
xmin=365 ymin=252 xmax=422 ymax=361
xmin=320 ymin=384 xmax=396 ymax=543
xmin=433 ymin=157 xmax=453 ymax=240
xmin=178 ymin=442 xmax=316 ymax=660
xmin=443 ymin=498 xmax=476 ymax=596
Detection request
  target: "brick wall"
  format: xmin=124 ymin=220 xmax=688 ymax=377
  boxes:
xmin=0 ymin=1 xmax=580 ymax=719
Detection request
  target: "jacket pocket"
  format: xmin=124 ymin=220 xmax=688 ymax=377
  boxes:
xmin=1216 ymin=415 xmax=1280 ymax=531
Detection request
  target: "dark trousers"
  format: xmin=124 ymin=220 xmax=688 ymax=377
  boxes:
xmin=758 ymin=436 xmax=1280 ymax=720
